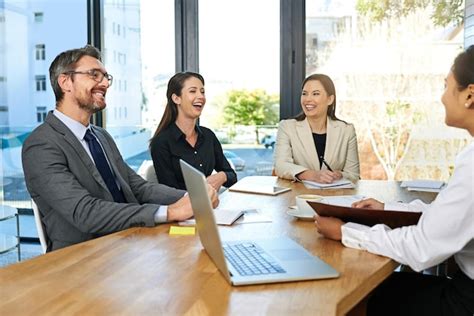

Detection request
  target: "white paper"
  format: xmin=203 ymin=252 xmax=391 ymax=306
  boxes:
xmin=320 ymin=195 xmax=365 ymax=207
xmin=235 ymin=209 xmax=272 ymax=224
xmin=179 ymin=208 xmax=245 ymax=226
xmin=302 ymin=178 xmax=355 ymax=189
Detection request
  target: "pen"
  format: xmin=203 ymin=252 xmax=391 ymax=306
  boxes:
xmin=320 ymin=156 xmax=333 ymax=172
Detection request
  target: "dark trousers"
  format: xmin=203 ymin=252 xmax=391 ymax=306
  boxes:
xmin=367 ymin=270 xmax=474 ymax=316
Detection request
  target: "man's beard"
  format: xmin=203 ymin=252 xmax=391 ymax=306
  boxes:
xmin=76 ymin=92 xmax=106 ymax=114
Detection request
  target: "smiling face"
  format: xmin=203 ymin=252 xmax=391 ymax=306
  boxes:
xmin=300 ymin=80 xmax=334 ymax=119
xmin=66 ymin=55 xmax=109 ymax=114
xmin=173 ymin=76 xmax=206 ymax=120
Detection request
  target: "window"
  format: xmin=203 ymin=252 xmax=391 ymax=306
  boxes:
xmin=35 ymin=44 xmax=45 ymax=60
xmin=36 ymin=106 xmax=47 ymax=123
xmin=34 ymin=12 xmax=43 ymax=23
xmin=199 ymin=0 xmax=280 ymax=177
xmin=104 ymin=0 xmax=175 ymax=172
xmin=305 ymin=1 xmax=466 ymax=181
xmin=35 ymin=75 xmax=46 ymax=91
xmin=0 ymin=0 xmax=87 ymax=259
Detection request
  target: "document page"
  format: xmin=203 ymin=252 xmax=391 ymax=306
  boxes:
xmin=320 ymin=195 xmax=365 ymax=207
xmin=179 ymin=208 xmax=244 ymax=226
xmin=302 ymin=178 xmax=355 ymax=189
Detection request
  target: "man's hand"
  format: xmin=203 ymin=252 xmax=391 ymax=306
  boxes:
xmin=314 ymin=214 xmax=344 ymax=241
xmin=167 ymin=184 xmax=219 ymax=222
xmin=207 ymin=172 xmax=227 ymax=191
xmin=167 ymin=195 xmax=193 ymax=222
xmin=351 ymin=198 xmax=384 ymax=210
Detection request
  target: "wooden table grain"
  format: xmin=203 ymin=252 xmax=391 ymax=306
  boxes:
xmin=0 ymin=180 xmax=436 ymax=316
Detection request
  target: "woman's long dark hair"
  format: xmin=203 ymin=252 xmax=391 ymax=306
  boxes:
xmin=295 ymin=73 xmax=342 ymax=122
xmin=452 ymin=45 xmax=474 ymax=91
xmin=150 ymin=72 xmax=205 ymax=144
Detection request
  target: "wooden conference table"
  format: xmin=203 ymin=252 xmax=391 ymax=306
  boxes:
xmin=0 ymin=179 xmax=436 ymax=315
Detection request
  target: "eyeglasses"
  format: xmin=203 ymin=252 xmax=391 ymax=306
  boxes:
xmin=64 ymin=69 xmax=113 ymax=86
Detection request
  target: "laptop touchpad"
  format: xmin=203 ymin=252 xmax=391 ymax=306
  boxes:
xmin=272 ymin=249 xmax=313 ymax=261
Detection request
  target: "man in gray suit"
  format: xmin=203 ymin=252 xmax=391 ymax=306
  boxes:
xmin=22 ymin=45 xmax=218 ymax=252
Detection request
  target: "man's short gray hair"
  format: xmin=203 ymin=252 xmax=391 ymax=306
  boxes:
xmin=49 ymin=45 xmax=102 ymax=104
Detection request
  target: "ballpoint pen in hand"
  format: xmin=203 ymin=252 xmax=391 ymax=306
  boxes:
xmin=320 ymin=156 xmax=333 ymax=172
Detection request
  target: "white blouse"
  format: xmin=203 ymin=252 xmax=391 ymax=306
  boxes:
xmin=341 ymin=142 xmax=474 ymax=279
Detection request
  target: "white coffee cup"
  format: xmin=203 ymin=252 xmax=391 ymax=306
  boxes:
xmin=295 ymin=194 xmax=323 ymax=216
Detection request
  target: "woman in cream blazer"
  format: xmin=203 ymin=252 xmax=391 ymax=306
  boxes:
xmin=274 ymin=74 xmax=360 ymax=183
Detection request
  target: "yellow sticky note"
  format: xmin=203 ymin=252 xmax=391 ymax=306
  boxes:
xmin=169 ymin=226 xmax=195 ymax=236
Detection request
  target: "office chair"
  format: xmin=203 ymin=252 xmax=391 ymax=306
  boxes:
xmin=31 ymin=200 xmax=47 ymax=254
xmin=137 ymin=160 xmax=158 ymax=183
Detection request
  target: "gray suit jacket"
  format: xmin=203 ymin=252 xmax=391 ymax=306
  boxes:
xmin=274 ymin=118 xmax=360 ymax=182
xmin=22 ymin=112 xmax=185 ymax=251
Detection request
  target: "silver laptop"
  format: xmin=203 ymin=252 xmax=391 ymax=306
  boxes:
xmin=180 ymin=159 xmax=339 ymax=286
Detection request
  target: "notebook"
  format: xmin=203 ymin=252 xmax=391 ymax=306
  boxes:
xmin=179 ymin=208 xmax=245 ymax=226
xmin=400 ymin=180 xmax=446 ymax=193
xmin=228 ymin=176 xmax=291 ymax=196
xmin=180 ymin=159 xmax=339 ymax=286
xmin=302 ymin=179 xmax=355 ymax=189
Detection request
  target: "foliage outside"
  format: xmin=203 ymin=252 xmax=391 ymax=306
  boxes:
xmin=356 ymin=0 xmax=464 ymax=26
xmin=220 ymin=89 xmax=279 ymax=143
xmin=308 ymin=5 xmax=466 ymax=180
xmin=365 ymin=100 xmax=422 ymax=180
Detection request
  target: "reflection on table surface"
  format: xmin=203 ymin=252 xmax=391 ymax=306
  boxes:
xmin=0 ymin=180 xmax=436 ymax=316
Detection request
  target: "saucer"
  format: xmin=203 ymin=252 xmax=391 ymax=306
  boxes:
xmin=286 ymin=209 xmax=314 ymax=221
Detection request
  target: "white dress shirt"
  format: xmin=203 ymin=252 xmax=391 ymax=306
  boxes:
xmin=342 ymin=142 xmax=474 ymax=279
xmin=52 ymin=110 xmax=168 ymax=223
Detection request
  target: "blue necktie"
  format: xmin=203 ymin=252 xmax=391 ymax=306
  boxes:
xmin=84 ymin=129 xmax=126 ymax=203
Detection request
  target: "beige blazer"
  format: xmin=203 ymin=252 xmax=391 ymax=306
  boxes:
xmin=274 ymin=118 xmax=360 ymax=182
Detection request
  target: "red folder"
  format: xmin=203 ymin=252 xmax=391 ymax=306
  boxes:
xmin=308 ymin=201 xmax=421 ymax=229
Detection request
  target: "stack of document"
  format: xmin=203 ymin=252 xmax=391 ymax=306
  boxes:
xmin=400 ymin=180 xmax=446 ymax=193
xmin=302 ymin=178 xmax=355 ymax=190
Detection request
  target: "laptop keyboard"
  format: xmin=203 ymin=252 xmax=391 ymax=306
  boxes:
xmin=223 ymin=242 xmax=286 ymax=276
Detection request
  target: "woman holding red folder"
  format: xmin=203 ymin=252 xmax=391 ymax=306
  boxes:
xmin=315 ymin=47 xmax=474 ymax=316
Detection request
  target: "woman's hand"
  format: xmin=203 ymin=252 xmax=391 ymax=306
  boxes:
xmin=314 ymin=214 xmax=344 ymax=241
xmin=351 ymin=198 xmax=384 ymax=210
xmin=297 ymin=170 xmax=342 ymax=184
xmin=207 ymin=172 xmax=227 ymax=191
xmin=207 ymin=184 xmax=219 ymax=208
